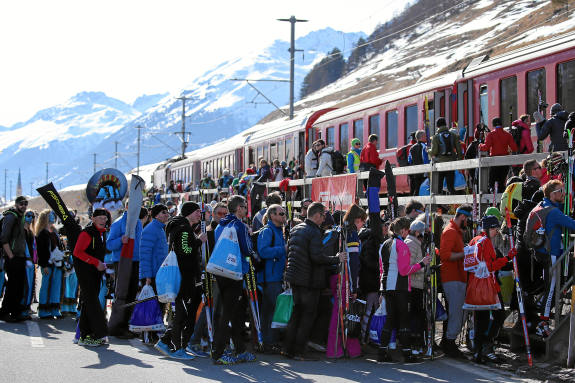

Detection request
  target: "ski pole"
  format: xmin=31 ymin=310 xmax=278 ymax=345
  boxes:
xmin=505 ymin=208 xmax=533 ymax=367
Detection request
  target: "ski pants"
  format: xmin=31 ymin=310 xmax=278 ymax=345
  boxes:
xmin=488 ymin=165 xmax=509 ymax=192
xmin=0 ymin=256 xmax=27 ymax=318
xmin=284 ymin=285 xmax=320 ymax=356
xmin=381 ymin=290 xmax=411 ymax=351
xmin=212 ymin=277 xmax=246 ymax=360
xmin=39 ymin=265 xmax=63 ymax=317
xmin=437 ymin=171 xmax=455 ymax=194
xmin=361 ymin=291 xmax=380 ymax=343
xmin=474 ymin=292 xmax=505 ymax=353
xmin=161 ymin=286 xmax=201 ymax=351
xmin=410 ymin=175 xmax=425 ymax=196
xmin=261 ymin=281 xmax=283 ymax=345
xmin=190 ymin=278 xmax=222 ymax=346
xmin=443 ymin=281 xmax=467 ymax=340
xmin=62 ymin=271 xmax=79 ymax=313
xmin=410 ymin=288 xmax=426 ymax=348
xmin=326 ymin=274 xmax=361 ymax=358
xmin=541 ymin=254 xmax=557 ymax=320
xmin=75 ymin=261 xmax=108 ymax=339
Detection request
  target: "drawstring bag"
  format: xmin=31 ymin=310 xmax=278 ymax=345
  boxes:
xmin=129 ymin=285 xmax=165 ymax=332
xmin=206 ymin=224 xmax=243 ymax=280
xmin=156 ymin=250 xmax=181 ymax=303
xmin=271 ymin=289 xmax=293 ymax=329
xmin=369 ymin=298 xmax=387 ymax=344
xmin=463 ymin=243 xmax=501 ymax=310
xmin=346 ymin=299 xmax=366 ymax=338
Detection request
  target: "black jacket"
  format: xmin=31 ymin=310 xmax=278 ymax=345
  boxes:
xmin=538 ymin=111 xmax=569 ymax=151
xmin=37 ymin=229 xmax=60 ymax=268
xmin=166 ymin=216 xmax=202 ymax=297
xmin=285 ymin=219 xmax=339 ymax=289
xmin=1 ymin=208 xmax=26 ymax=258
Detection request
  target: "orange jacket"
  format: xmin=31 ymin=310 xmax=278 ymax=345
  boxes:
xmin=439 ymin=219 xmax=467 ymax=283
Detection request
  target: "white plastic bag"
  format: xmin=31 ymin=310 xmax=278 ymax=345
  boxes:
xmin=155 ymin=251 xmax=181 ymax=303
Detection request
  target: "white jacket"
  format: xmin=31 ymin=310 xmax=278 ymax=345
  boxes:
xmin=304 ymin=149 xmax=319 ymax=177
xmin=316 ymin=147 xmax=334 ymax=177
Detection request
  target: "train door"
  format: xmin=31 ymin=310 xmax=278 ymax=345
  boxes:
xmin=298 ymin=131 xmax=305 ymax=164
xmin=457 ymin=80 xmax=473 ymax=141
xmin=434 ymin=91 xmax=445 ymax=134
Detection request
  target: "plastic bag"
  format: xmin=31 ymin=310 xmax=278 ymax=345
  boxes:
xmin=436 ymin=298 xmax=448 ymax=321
xmin=369 ymin=298 xmax=386 ymax=344
xmin=346 ymin=299 xmax=366 ymax=338
xmin=463 ymin=273 xmax=501 ymax=311
xmin=129 ymin=285 xmax=165 ymax=332
xmin=206 ymin=225 xmax=243 ymax=280
xmin=271 ymin=289 xmax=293 ymax=329
xmin=156 ymin=251 xmax=181 ymax=303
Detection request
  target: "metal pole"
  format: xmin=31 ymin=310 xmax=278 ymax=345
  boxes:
xmin=278 ymin=16 xmax=307 ymax=120
xmin=136 ymin=125 xmax=142 ymax=176
xmin=176 ymin=96 xmax=190 ymax=158
xmin=567 ymin=286 xmax=575 ymax=367
xmin=93 ymin=153 xmax=97 ymax=174
xmin=45 ymin=163 xmax=48 ymax=184
xmin=115 ymin=141 xmax=118 ymax=169
xmin=9 ymin=180 xmax=12 ymax=202
xmin=4 ymin=169 xmax=6 ymax=202
xmin=30 ymin=182 xmax=33 ymax=196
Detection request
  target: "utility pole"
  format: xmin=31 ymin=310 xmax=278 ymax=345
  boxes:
xmin=278 ymin=15 xmax=307 ymax=120
xmin=93 ymin=153 xmax=97 ymax=174
xmin=136 ymin=125 xmax=143 ymax=176
xmin=114 ymin=141 xmax=119 ymax=169
xmin=45 ymin=163 xmax=49 ymax=184
xmin=30 ymin=182 xmax=33 ymax=196
xmin=4 ymin=169 xmax=7 ymax=202
xmin=9 ymin=180 xmax=12 ymax=202
xmin=175 ymin=96 xmax=191 ymax=159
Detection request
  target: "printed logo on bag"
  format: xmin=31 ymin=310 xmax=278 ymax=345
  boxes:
xmin=346 ymin=314 xmax=361 ymax=323
xmin=226 ymin=253 xmax=238 ymax=266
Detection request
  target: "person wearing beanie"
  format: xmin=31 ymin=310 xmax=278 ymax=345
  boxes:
xmin=0 ymin=196 xmax=29 ymax=322
xmin=430 ymin=117 xmax=463 ymax=194
xmin=347 ymin=138 xmax=362 ymax=173
xmin=466 ymin=215 xmax=514 ymax=363
xmin=537 ymin=102 xmax=568 ymax=151
xmin=480 ymin=117 xmax=518 ymax=192
xmin=154 ymin=201 xmax=206 ymax=360
xmin=405 ymin=218 xmax=427 ymax=352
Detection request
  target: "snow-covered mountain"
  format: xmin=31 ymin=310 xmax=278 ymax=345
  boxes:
xmin=3 ymin=27 xmax=364 ymax=193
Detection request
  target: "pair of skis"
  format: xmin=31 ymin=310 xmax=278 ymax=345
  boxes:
xmin=199 ymin=192 xmax=215 ymax=352
xmin=245 ymin=256 xmax=263 ymax=349
xmin=425 ymin=207 xmax=438 ymax=358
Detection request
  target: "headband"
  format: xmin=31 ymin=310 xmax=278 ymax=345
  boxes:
xmin=455 ymin=207 xmax=472 ymax=217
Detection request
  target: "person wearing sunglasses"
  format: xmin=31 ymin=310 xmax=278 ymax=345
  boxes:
xmin=0 ymin=196 xmax=29 ymax=322
xmin=256 ymin=204 xmax=287 ymax=354
xmin=347 ymin=138 xmax=362 ymax=174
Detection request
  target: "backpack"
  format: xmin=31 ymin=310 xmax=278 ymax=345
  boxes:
xmin=250 ymin=225 xmax=276 ymax=275
xmin=510 ymin=125 xmax=523 ymax=152
xmin=499 ymin=182 xmax=523 ymax=220
xmin=396 ymin=144 xmax=412 ymax=166
xmin=438 ymin=131 xmax=454 ymax=156
xmin=524 ymin=202 xmax=558 ymax=253
xmin=329 ymin=150 xmax=346 ymax=174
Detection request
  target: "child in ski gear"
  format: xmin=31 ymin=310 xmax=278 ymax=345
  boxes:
xmin=467 ymin=215 xmax=513 ymax=363
xmin=429 ymin=118 xmax=463 ymax=194
xmin=73 ymin=208 xmax=109 ymax=346
xmin=347 ymin=138 xmax=361 ymax=173
xmin=439 ymin=205 xmax=471 ymax=358
xmin=378 ymin=217 xmax=430 ymax=363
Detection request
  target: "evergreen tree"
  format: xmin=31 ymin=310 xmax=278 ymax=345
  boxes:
xmin=300 ymin=48 xmax=345 ymax=98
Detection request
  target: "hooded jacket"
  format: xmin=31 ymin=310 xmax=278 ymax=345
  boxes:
xmin=535 ymin=198 xmax=575 ymax=258
xmin=317 ymin=147 xmax=334 ymax=177
xmin=405 ymin=234 xmax=425 ymax=290
xmin=215 ymin=213 xmax=252 ymax=275
xmin=166 ymin=215 xmax=202 ymax=296
xmin=139 ymin=218 xmax=168 ymax=280
xmin=537 ymin=111 xmax=569 ymax=151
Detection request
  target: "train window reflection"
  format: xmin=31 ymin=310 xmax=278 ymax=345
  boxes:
xmin=558 ymin=60 xmax=575 ymax=114
xmin=386 ymin=110 xmax=398 ymax=149
xmin=500 ymin=76 xmax=517 ymax=125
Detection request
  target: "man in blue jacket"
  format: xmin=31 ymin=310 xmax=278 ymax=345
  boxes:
xmin=106 ymin=204 xmax=143 ymax=338
xmin=534 ymin=180 xmax=575 ymax=337
xmin=139 ymin=204 xmax=169 ymax=286
xmin=257 ymin=203 xmax=287 ymax=353
xmin=212 ymin=195 xmax=256 ymax=365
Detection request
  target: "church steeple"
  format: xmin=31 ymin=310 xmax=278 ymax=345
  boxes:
xmin=16 ymin=168 xmax=22 ymax=197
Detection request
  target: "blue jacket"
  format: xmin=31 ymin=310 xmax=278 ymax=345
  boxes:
xmin=106 ymin=212 xmax=143 ymax=263
xmin=215 ymin=214 xmax=253 ymax=274
xmin=537 ymin=198 xmax=575 ymax=257
xmin=139 ymin=218 xmax=168 ymax=279
xmin=257 ymin=222 xmax=286 ymax=283
xmin=347 ymin=148 xmax=361 ymax=173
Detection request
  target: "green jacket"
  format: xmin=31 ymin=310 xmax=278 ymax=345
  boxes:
xmin=429 ymin=126 xmax=463 ymax=163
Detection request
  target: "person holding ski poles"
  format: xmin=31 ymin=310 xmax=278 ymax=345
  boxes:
xmin=283 ymin=202 xmax=347 ymax=361
xmin=154 ymin=202 xmax=206 ymax=360
xmin=530 ymin=180 xmax=575 ymax=337
xmin=378 ymin=217 xmax=430 ymax=363
xmin=211 ymin=195 xmax=257 ymax=365
xmin=466 ymin=215 xmax=515 ymax=363
xmin=439 ymin=205 xmax=472 ymax=358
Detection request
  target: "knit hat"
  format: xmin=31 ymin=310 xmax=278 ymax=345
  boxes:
xmin=492 ymin=117 xmax=502 ymax=127
xmin=180 ymin=201 xmax=200 ymax=217
xmin=551 ymin=103 xmax=563 ymax=115
xmin=92 ymin=208 xmax=108 ymax=218
xmin=351 ymin=138 xmax=361 ymax=147
xmin=484 ymin=207 xmax=502 ymax=222
xmin=409 ymin=220 xmax=426 ymax=234
xmin=482 ymin=215 xmax=500 ymax=230
xmin=436 ymin=117 xmax=447 ymax=127
xmin=15 ymin=195 xmax=27 ymax=204
xmin=151 ymin=204 xmax=167 ymax=218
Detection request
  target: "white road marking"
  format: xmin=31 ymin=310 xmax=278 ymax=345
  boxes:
xmin=26 ymin=320 xmax=45 ymax=348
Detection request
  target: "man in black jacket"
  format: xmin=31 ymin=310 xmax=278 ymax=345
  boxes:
xmin=283 ymin=202 xmax=347 ymax=360
xmin=155 ymin=202 xmax=206 ymax=360
xmin=0 ymin=196 xmax=29 ymax=322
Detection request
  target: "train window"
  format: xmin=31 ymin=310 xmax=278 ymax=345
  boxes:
xmin=386 ymin=110 xmax=398 ymax=149
xmin=427 ymin=99 xmax=435 ymax=136
xmin=278 ymin=140 xmax=285 ymax=162
xmin=405 ymin=104 xmax=418 ymax=143
xmin=368 ymin=114 xmax=380 ymax=149
xmin=270 ymin=143 xmax=278 ymax=162
xmin=353 ymin=119 xmax=363 ymax=143
xmin=479 ymin=84 xmax=489 ymax=126
xmin=257 ymin=146 xmax=263 ymax=162
xmin=500 ymin=76 xmax=517 ymax=125
xmin=557 ymin=60 xmax=575 ymax=114
xmin=263 ymin=145 xmax=269 ymax=163
xmin=286 ymin=138 xmax=293 ymax=162
xmin=339 ymin=123 xmax=349 ymax=153
xmin=527 ymin=69 xmax=546 ymax=116
xmin=326 ymin=127 xmax=335 ymax=149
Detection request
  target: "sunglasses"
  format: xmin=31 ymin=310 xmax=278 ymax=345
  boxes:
xmin=275 ymin=212 xmax=286 ymax=216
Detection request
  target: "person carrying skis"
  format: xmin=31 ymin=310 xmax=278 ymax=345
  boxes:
xmin=378 ymin=217 xmax=430 ymax=363
xmin=466 ymin=215 xmax=515 ymax=363
xmin=154 ymin=202 xmax=206 ymax=360
xmin=532 ymin=180 xmax=575 ymax=337
xmin=439 ymin=205 xmax=472 ymax=358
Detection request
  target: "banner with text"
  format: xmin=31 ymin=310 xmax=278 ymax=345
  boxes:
xmin=311 ymin=173 xmax=357 ymax=211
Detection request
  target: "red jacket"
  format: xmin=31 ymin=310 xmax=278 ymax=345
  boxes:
xmin=360 ymin=142 xmax=382 ymax=168
xmin=479 ymin=127 xmax=518 ymax=156
xmin=468 ymin=233 xmax=510 ymax=292
xmin=512 ymin=119 xmax=534 ymax=154
xmin=439 ymin=219 xmax=466 ymax=283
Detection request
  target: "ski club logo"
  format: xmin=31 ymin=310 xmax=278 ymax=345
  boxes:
xmin=226 ymin=254 xmax=238 ymax=266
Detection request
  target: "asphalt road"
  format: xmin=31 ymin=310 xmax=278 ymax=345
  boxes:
xmin=0 ymin=317 xmax=540 ymax=383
